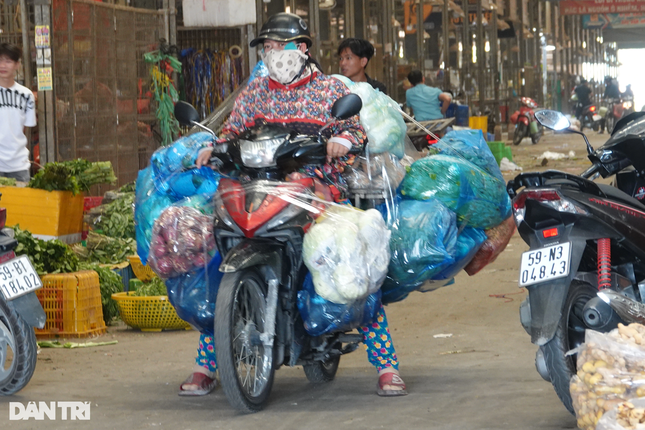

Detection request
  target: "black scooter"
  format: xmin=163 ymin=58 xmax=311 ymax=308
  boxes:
xmin=507 ymin=110 xmax=645 ymax=413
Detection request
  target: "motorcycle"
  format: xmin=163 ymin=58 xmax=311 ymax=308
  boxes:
xmin=603 ymin=97 xmax=625 ymax=134
xmin=174 ymin=94 xmax=367 ymax=413
xmin=510 ymin=97 xmax=543 ymax=146
xmin=507 ymin=110 xmax=645 ymax=413
xmin=622 ymin=95 xmax=635 ymax=117
xmin=0 ymin=205 xmax=46 ymax=395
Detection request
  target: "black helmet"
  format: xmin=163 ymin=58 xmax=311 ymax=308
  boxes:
xmin=250 ymin=13 xmax=312 ymax=48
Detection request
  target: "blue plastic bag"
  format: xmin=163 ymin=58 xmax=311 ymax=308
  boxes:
xmin=166 ymin=253 xmax=223 ymax=335
xmin=297 ymin=273 xmax=381 ymax=337
xmin=161 ymin=167 xmax=221 ymax=199
xmin=382 ymin=198 xmax=458 ymax=287
xmin=151 ymin=132 xmax=213 ymax=182
xmin=434 ymin=129 xmax=504 ymax=182
xmin=432 ymin=227 xmax=487 ymax=281
xmin=135 ymin=167 xmax=174 ymax=263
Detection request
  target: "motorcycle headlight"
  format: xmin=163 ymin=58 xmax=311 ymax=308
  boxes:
xmin=239 ymin=138 xmax=285 ymax=168
xmin=623 ymin=101 xmax=633 ymax=109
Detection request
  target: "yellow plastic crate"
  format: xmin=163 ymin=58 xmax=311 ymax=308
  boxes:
xmin=35 ymin=270 xmax=107 ymax=339
xmin=469 ymin=116 xmax=488 ymax=134
xmin=111 ymin=292 xmax=191 ymax=332
xmin=0 ymin=187 xmax=84 ymax=244
xmin=127 ymin=255 xmax=156 ymax=281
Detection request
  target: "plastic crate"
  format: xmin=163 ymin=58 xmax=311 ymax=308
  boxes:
xmin=35 ymin=270 xmax=107 ymax=339
xmin=128 ymin=255 xmax=156 ymax=282
xmin=469 ymin=116 xmax=488 ymax=134
xmin=111 ymin=292 xmax=191 ymax=331
xmin=112 ymin=264 xmax=134 ymax=292
xmin=83 ymin=196 xmax=104 ymax=212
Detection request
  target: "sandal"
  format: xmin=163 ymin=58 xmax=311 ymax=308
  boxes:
xmin=376 ymin=372 xmax=408 ymax=397
xmin=178 ymin=372 xmax=217 ymax=396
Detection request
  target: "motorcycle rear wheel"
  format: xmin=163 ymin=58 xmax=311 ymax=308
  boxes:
xmin=0 ymin=299 xmax=37 ymax=395
xmin=513 ymin=123 xmax=527 ymax=145
xmin=541 ymin=280 xmax=597 ymax=414
xmin=215 ymin=270 xmax=275 ymax=413
xmin=303 ymin=355 xmax=340 ymax=383
xmin=531 ymin=125 xmax=543 ymax=145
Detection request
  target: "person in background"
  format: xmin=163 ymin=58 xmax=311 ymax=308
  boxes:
xmin=405 ymin=70 xmax=451 ymax=121
xmin=183 ymin=12 xmax=407 ymax=398
xmin=622 ymin=84 xmax=634 ymax=100
xmin=600 ymin=76 xmax=621 ymax=134
xmin=337 ymin=38 xmax=387 ymax=94
xmin=0 ymin=43 xmax=36 ymax=183
xmin=573 ymin=79 xmax=593 ymax=119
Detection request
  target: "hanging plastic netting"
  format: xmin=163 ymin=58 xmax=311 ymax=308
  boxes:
xmin=400 ymin=154 xmax=511 ymax=229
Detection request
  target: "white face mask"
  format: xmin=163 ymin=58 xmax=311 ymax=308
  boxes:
xmin=262 ymin=48 xmax=308 ymax=85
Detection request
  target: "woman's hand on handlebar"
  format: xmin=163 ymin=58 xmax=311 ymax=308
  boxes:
xmin=326 ymin=141 xmax=350 ymax=163
xmin=196 ymin=147 xmax=213 ymax=168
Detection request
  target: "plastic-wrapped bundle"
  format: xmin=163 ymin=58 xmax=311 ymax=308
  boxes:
xmin=296 ymin=273 xmax=381 ymax=336
xmin=159 ymin=167 xmax=221 ymax=199
xmin=332 ymin=75 xmax=406 ymax=158
xmin=433 ymin=227 xmax=487 ymax=281
xmin=148 ymin=205 xmax=216 ymax=278
xmin=383 ymin=198 xmax=458 ymax=288
xmin=434 ymin=129 xmax=504 ymax=182
xmin=302 ymin=206 xmax=390 ymax=304
xmin=166 ymin=253 xmax=223 ymax=334
xmin=151 ymin=132 xmax=213 ymax=182
xmin=464 ymin=216 xmax=516 ymax=276
xmin=342 ymin=152 xmax=407 ymax=193
xmin=249 ymin=60 xmax=269 ymax=83
xmin=135 ymin=167 xmax=174 ymax=263
xmin=400 ymin=154 xmax=511 ymax=229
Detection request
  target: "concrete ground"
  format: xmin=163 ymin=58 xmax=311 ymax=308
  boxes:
xmin=0 ymin=129 xmax=610 ymax=430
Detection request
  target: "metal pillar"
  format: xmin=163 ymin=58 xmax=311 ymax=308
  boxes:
xmin=518 ymin=0 xmax=525 ymax=94
xmin=476 ymin=0 xmax=484 ymax=107
xmin=417 ymin=0 xmax=424 ymax=74
xmin=462 ymin=1 xmax=470 ymax=105
xmin=442 ymin=0 xmax=450 ymax=89
xmin=34 ymin=2 xmax=55 ymax=164
xmin=19 ymin=0 xmax=31 ymax=90
xmin=492 ymin=10 xmax=499 ymax=120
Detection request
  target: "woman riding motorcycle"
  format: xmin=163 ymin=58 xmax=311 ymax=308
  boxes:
xmin=181 ymin=12 xmax=408 ymax=397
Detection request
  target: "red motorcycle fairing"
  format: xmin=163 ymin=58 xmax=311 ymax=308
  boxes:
xmin=217 ymin=177 xmax=319 ymax=238
xmin=614 ymin=103 xmax=624 ymax=118
xmin=518 ymin=115 xmax=530 ymax=126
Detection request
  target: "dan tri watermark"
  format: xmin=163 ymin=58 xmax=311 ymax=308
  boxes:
xmin=9 ymin=401 xmax=91 ymax=420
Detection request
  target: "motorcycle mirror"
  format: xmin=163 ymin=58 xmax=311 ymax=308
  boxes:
xmin=535 ymin=110 xmax=570 ymax=131
xmin=175 ymin=101 xmax=200 ymax=127
xmin=331 ymin=94 xmax=363 ymax=120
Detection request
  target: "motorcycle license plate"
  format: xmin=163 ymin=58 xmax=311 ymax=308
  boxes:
xmin=519 ymin=242 xmax=571 ymax=287
xmin=0 ymin=255 xmax=42 ymax=301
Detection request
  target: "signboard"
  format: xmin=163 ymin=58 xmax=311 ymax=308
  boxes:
xmin=403 ymin=1 xmax=433 ymax=34
xmin=35 ymin=25 xmax=50 ymax=49
xmin=37 ymin=67 xmax=52 ymax=91
xmin=582 ymin=13 xmax=645 ymax=28
xmin=561 ymin=0 xmax=645 ymax=16
xmin=452 ymin=10 xmax=494 ymax=26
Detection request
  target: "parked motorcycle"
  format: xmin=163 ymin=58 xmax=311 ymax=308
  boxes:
xmin=0 ymin=205 xmax=46 ymax=395
xmin=575 ymin=103 xmax=603 ymax=132
xmin=510 ymin=97 xmax=543 ymax=145
xmin=175 ymin=95 xmax=367 ymax=413
xmin=507 ymin=110 xmax=645 ymax=413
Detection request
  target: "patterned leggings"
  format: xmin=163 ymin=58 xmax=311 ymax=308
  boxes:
xmin=195 ymin=303 xmax=398 ymax=373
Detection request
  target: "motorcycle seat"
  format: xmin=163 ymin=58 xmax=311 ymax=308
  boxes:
xmin=597 ymin=183 xmax=645 ymax=211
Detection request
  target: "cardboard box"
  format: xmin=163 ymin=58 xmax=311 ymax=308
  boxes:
xmin=0 ymin=187 xmax=84 ymax=244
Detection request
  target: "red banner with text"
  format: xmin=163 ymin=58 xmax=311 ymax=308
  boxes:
xmin=561 ymin=0 xmax=645 ymax=15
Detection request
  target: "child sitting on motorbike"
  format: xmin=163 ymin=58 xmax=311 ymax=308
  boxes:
xmin=180 ymin=12 xmax=407 ymax=398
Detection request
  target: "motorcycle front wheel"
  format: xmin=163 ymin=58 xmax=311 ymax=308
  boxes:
xmin=541 ymin=280 xmax=597 ymax=414
xmin=605 ymin=114 xmax=616 ymax=134
xmin=513 ymin=123 xmax=527 ymax=145
xmin=215 ymin=270 xmax=275 ymax=413
xmin=531 ymin=125 xmax=543 ymax=145
xmin=0 ymin=299 xmax=37 ymax=395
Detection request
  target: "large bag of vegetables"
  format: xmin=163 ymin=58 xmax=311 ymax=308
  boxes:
xmin=147 ymin=205 xmax=217 ymax=279
xmin=400 ymin=154 xmax=512 ymax=229
xmin=296 ymin=273 xmax=381 ymax=336
xmin=433 ymin=129 xmax=504 ymax=182
xmin=302 ymin=205 xmax=390 ymax=305
xmin=166 ymin=253 xmax=223 ymax=334
xmin=464 ymin=216 xmax=516 ymax=276
xmin=332 ymin=75 xmax=406 ymax=159
xmin=151 ymin=131 xmax=213 ymax=182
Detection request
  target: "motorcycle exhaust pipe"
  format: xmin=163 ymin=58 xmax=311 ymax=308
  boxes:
xmin=597 ymin=290 xmax=645 ymax=325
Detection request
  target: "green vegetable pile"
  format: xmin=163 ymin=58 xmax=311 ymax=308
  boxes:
xmin=79 ymin=263 xmax=123 ymax=325
xmin=0 ymin=177 xmax=16 ymax=186
xmin=87 ymin=193 xmax=135 ymax=239
xmin=29 ymin=159 xmax=117 ymax=195
xmin=72 ymin=231 xmax=136 ymax=265
xmin=130 ymin=277 xmax=167 ymax=296
xmin=13 ymin=226 xmax=79 ymax=274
